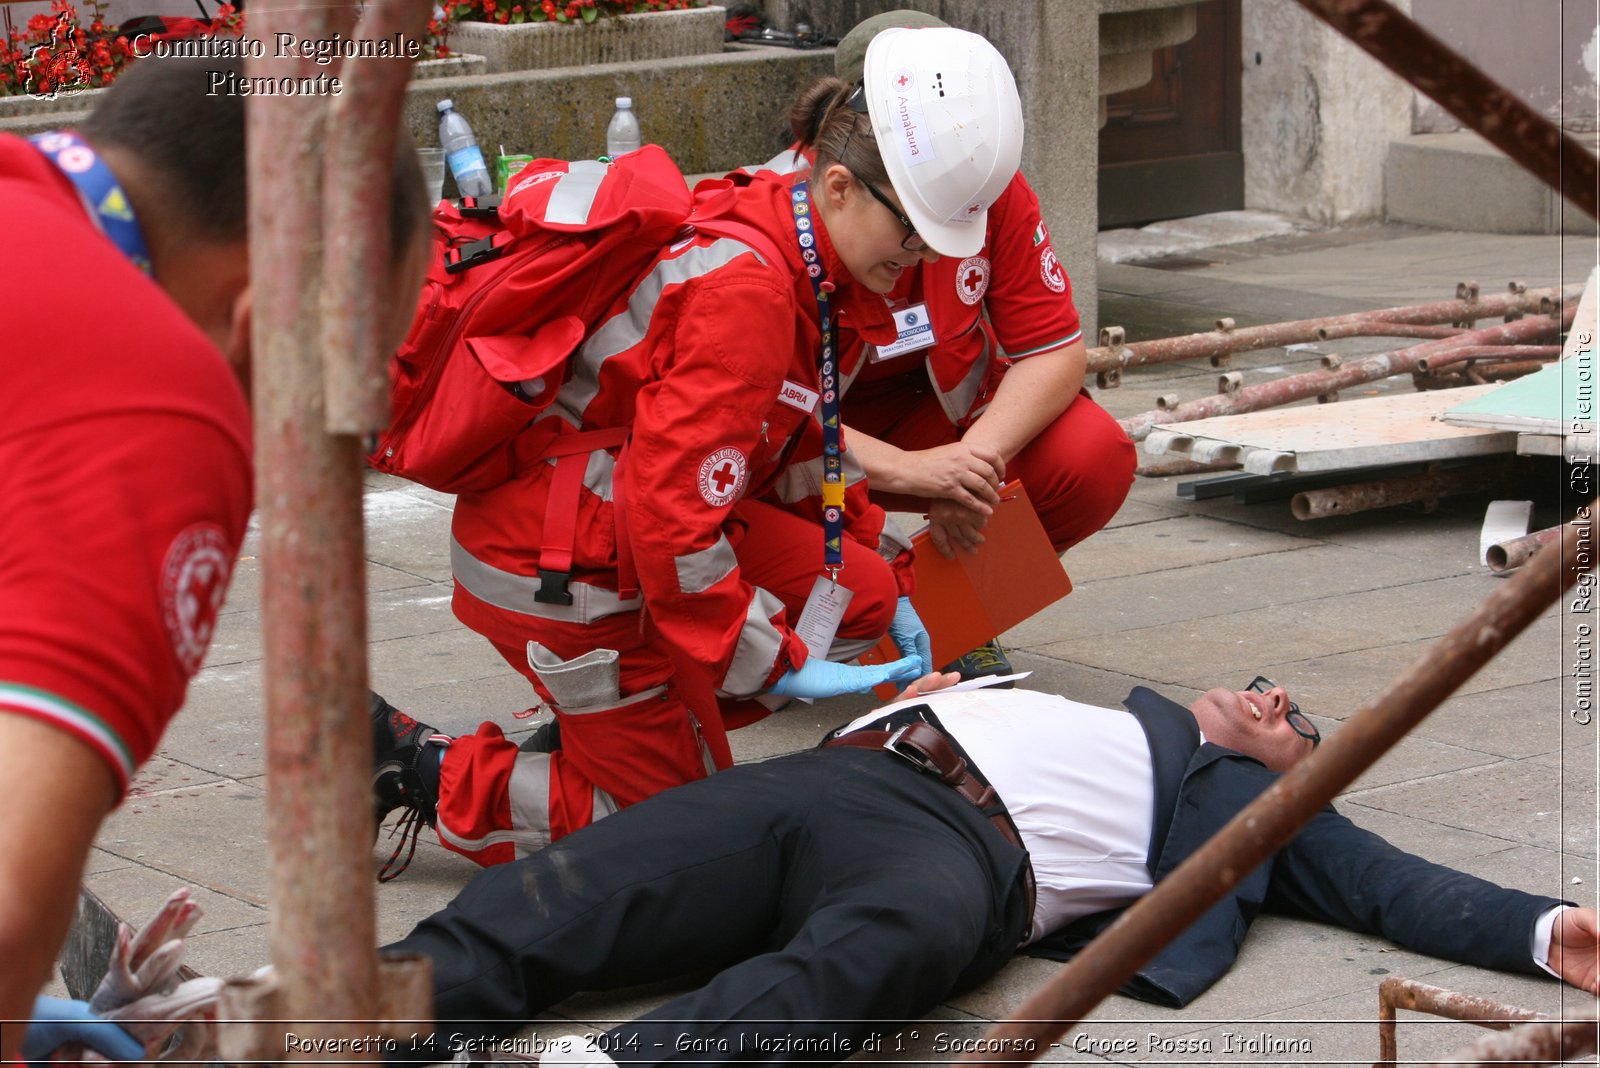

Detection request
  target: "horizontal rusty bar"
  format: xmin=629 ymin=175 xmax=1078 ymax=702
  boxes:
xmin=1120 ymin=307 xmax=1573 ymax=441
xmin=1291 ymin=461 xmax=1519 ymax=520
xmin=1087 ymin=285 xmax=1577 ymax=375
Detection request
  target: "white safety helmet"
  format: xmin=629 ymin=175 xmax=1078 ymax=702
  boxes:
xmin=859 ymin=26 xmax=1023 ymax=258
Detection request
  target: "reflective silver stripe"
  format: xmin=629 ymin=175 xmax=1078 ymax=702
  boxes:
xmin=770 ymin=450 xmax=867 ymax=505
xmin=591 ymin=787 xmax=620 ymax=822
xmin=584 ymin=447 xmax=616 ymax=502
xmin=451 ymin=536 xmax=642 ymax=622
xmin=830 ymin=634 xmax=882 ymax=661
xmin=545 ymin=160 xmax=609 ymax=225
xmin=675 ymin=535 xmax=737 ymax=595
xmin=436 ymin=750 xmax=552 ymax=856
xmin=719 ymin=587 xmax=786 ymax=695
xmin=876 ymin=519 xmax=913 ymax=563
xmin=561 ymin=238 xmax=767 ymax=419
xmin=934 ymin=344 xmax=990 ymax=425
xmin=687 ymin=712 xmax=718 ymax=776
xmin=748 ymin=148 xmax=808 ymax=176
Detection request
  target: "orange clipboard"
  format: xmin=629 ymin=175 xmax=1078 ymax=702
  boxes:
xmin=857 ymin=479 xmax=1071 ymax=697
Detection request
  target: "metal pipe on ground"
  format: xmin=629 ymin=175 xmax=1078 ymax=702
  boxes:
xmin=959 ymin=506 xmax=1596 ymax=1064
xmin=1119 ymin=307 xmax=1573 ymax=442
xmin=1291 ymin=461 xmax=1521 ymax=520
xmin=1410 ymin=1016 xmax=1598 ymax=1068
xmin=1087 ymin=285 xmax=1577 ymax=377
xmin=1135 ymin=458 xmax=1243 ymax=478
xmin=1375 ymin=977 xmax=1546 ymax=1065
xmin=1412 ymin=360 xmax=1553 ymax=390
xmin=1415 ymin=345 xmax=1565 ymax=372
xmin=1486 ymin=524 xmax=1565 ymax=573
xmin=1292 ymin=0 xmax=1598 ymax=221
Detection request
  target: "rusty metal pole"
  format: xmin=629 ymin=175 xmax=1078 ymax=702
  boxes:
xmin=1293 ymin=0 xmax=1598 ymax=221
xmin=1290 ymin=460 xmax=1521 ymax=520
xmin=227 ymin=0 xmax=434 ymax=1056
xmin=1087 ymin=285 xmax=1576 ymax=378
xmin=1375 ymin=977 xmax=1546 ymax=1066
xmin=1487 ymin=524 xmax=1566 ymax=573
xmin=960 ymin=506 xmax=1596 ymax=1063
xmin=1414 ymin=345 xmax=1565 ymax=372
xmin=1121 ymin=307 xmax=1573 ymax=441
xmin=1410 ymin=1016 xmax=1599 ymax=1067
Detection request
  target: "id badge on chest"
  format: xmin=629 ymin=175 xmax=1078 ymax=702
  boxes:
xmin=795 ymin=574 xmax=854 ymax=658
xmin=869 ymin=302 xmax=938 ymax=362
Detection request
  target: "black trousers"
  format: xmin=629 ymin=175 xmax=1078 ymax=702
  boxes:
xmin=387 ymin=746 xmax=1032 ymax=1066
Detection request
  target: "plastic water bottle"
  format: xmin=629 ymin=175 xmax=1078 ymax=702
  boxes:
xmin=605 ymin=96 xmax=642 ymax=157
xmin=437 ymin=98 xmax=493 ymax=198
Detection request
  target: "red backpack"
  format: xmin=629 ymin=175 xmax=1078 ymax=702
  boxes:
xmin=370 ymin=146 xmax=779 ymax=494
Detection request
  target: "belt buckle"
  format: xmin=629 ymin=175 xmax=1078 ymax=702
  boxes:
xmin=883 ymin=723 xmax=940 ymax=776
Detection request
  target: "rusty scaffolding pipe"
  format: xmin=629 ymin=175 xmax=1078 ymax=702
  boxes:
xmin=1414 ymin=345 xmax=1565 ymax=371
xmin=220 ymin=0 xmax=435 ymax=1056
xmin=1411 ymin=1016 xmax=1599 ymax=1067
xmin=1120 ymin=307 xmax=1573 ymax=441
xmin=1291 ymin=460 xmax=1520 ymax=520
xmin=1487 ymin=524 xmax=1566 ymax=573
xmin=1375 ymin=977 xmax=1546 ymax=1066
xmin=1293 ymin=0 xmax=1598 ymax=221
xmin=960 ymin=506 xmax=1596 ymax=1063
xmin=1087 ymin=285 xmax=1576 ymax=376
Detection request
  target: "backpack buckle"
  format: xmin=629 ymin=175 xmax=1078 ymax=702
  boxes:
xmin=458 ymin=193 xmax=503 ymax=220
xmin=534 ymin=567 xmax=575 ymax=606
xmin=444 ymin=234 xmax=506 ymax=275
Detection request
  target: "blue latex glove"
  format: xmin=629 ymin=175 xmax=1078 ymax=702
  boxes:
xmin=23 ymin=996 xmax=143 ymax=1066
xmin=888 ymin=596 xmax=933 ymax=677
xmin=770 ymin=654 xmax=924 ymax=700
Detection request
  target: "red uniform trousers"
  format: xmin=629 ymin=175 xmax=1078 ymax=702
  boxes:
xmin=847 ymin=381 xmax=1136 ymax=552
xmin=436 ymin=498 xmax=900 ymax=866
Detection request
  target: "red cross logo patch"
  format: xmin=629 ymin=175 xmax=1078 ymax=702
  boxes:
xmin=895 ymin=73 xmax=911 ymax=89
xmin=955 ymin=255 xmax=991 ymax=306
xmin=159 ymin=523 xmax=234 ymax=677
xmin=1039 ymin=247 xmax=1067 ymax=293
xmin=697 ymin=447 xmax=748 ymax=507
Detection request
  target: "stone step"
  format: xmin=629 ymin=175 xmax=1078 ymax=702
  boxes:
xmin=1384 ymin=129 xmax=1597 ymax=235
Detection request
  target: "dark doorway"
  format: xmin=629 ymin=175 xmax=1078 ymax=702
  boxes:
xmin=1098 ymin=0 xmax=1243 ymax=228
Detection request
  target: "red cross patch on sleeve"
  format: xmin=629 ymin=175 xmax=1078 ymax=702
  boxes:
xmin=159 ymin=522 xmax=234 ymax=677
xmin=697 ymin=447 xmax=749 ymax=507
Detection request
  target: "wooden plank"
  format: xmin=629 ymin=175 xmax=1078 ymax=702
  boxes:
xmin=1145 ymin=385 xmax=1517 ymax=473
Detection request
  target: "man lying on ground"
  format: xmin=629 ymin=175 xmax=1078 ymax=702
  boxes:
xmin=381 ymin=673 xmax=1599 ymax=1066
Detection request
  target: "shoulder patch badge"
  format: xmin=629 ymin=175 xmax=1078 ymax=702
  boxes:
xmin=1039 ymin=247 xmax=1066 ymax=293
xmin=160 ymin=523 xmax=233 ymax=677
xmin=698 ymin=447 xmax=748 ymax=507
xmin=955 ymin=255 xmax=991 ymax=306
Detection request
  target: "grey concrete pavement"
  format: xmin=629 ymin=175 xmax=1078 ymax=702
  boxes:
xmin=64 ymin=221 xmax=1600 ymax=1065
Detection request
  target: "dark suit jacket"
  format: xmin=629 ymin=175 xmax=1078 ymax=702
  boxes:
xmin=1026 ymin=687 xmax=1566 ymax=1007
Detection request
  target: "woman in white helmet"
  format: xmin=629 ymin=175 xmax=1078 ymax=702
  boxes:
xmin=371 ymin=27 xmax=1028 ymax=873
xmin=763 ymin=13 xmax=1138 ymax=686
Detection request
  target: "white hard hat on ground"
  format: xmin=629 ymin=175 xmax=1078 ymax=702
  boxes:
xmin=859 ymin=26 xmax=1023 ymax=258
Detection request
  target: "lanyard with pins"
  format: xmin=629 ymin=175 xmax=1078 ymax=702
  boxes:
xmin=30 ymin=130 xmax=153 ymax=278
xmin=790 ymin=181 xmax=845 ymax=581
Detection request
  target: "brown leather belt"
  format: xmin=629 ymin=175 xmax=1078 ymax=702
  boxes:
xmin=822 ymin=719 xmax=1037 ymax=939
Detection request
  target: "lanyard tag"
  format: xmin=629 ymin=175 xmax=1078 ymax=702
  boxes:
xmin=872 ymin=302 xmax=937 ymax=361
xmin=795 ymin=574 xmax=854 ymax=659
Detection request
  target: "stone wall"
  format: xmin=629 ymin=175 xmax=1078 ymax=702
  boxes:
xmin=1240 ymin=0 xmax=1413 ymax=226
xmin=401 ymin=44 xmax=831 ymax=177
